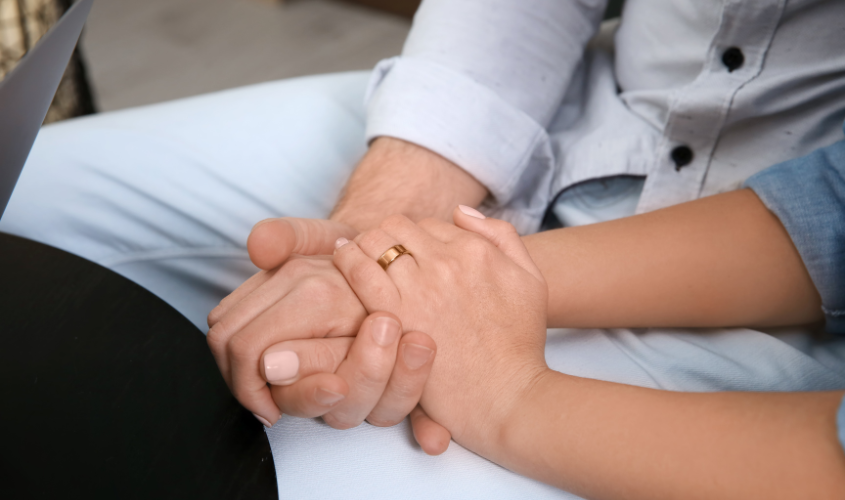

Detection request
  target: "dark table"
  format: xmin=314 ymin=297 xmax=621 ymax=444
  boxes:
xmin=0 ymin=233 xmax=277 ymax=499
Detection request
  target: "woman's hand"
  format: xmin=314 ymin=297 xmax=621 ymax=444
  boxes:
xmin=332 ymin=206 xmax=550 ymax=452
xmin=207 ymin=249 xmax=366 ymax=426
xmin=207 ymin=216 xmax=451 ymax=454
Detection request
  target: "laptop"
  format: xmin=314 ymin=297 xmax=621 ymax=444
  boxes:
xmin=0 ymin=0 xmax=94 ymax=217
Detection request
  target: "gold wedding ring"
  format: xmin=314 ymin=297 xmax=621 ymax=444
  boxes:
xmin=377 ymin=244 xmax=412 ymax=271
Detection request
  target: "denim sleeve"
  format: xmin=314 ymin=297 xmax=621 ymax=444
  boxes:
xmin=744 ymin=124 xmax=845 ymax=335
xmin=838 ymin=396 xmax=845 ymax=456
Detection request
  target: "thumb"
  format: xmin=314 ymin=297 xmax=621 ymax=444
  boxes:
xmin=410 ymin=405 xmax=451 ymax=456
xmin=247 ymin=218 xmax=359 ymax=270
xmin=452 ymin=206 xmax=545 ymax=283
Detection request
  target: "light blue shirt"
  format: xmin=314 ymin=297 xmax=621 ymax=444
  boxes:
xmin=365 ymin=0 xmax=845 ymax=233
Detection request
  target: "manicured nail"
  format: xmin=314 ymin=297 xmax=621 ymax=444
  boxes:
xmin=458 ymin=205 xmax=486 ymax=219
xmin=403 ymin=343 xmax=433 ymax=370
xmin=335 ymin=237 xmax=349 ymax=249
xmin=253 ymin=413 xmax=274 ymax=428
xmin=372 ymin=316 xmax=400 ymax=346
xmin=264 ymin=350 xmax=299 ymax=384
xmin=315 ymin=388 xmax=345 ymax=406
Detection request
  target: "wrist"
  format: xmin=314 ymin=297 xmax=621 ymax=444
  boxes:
xmin=330 ymin=137 xmax=488 ymax=231
xmin=462 ymin=365 xmax=557 ymax=462
xmin=493 ymin=369 xmax=570 ymax=468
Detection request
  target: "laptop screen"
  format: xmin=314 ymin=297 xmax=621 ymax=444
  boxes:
xmin=0 ymin=0 xmax=93 ymax=218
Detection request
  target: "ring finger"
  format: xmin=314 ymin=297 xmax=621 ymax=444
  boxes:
xmin=353 ymin=228 xmax=419 ymax=282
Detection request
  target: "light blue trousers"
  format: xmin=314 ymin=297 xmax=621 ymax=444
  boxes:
xmin=3 ymin=72 xmax=845 ymax=499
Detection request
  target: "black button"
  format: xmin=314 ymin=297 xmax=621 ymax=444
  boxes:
xmin=671 ymin=146 xmax=693 ymax=170
xmin=722 ymin=47 xmax=744 ymax=72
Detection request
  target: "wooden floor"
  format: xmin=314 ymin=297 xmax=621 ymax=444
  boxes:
xmin=80 ymin=0 xmax=411 ymax=111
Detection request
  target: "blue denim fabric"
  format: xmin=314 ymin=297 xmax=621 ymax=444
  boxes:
xmin=745 ymin=121 xmax=845 ymax=335
xmin=746 ymin=122 xmax=845 ymax=459
xmin=839 ymin=396 xmax=845 ymax=454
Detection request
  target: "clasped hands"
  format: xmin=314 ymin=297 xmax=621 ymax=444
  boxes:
xmin=207 ymin=206 xmax=549 ymax=455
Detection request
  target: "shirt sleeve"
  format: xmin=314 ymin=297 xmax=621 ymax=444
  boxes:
xmin=365 ymin=0 xmax=608 ymax=228
xmin=744 ymin=121 xmax=845 ymax=334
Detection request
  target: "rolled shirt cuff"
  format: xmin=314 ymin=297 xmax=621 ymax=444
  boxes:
xmin=364 ymin=57 xmax=555 ymax=233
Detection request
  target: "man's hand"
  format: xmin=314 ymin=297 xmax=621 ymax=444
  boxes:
xmin=207 ymin=251 xmax=366 ymax=426
xmin=259 ymin=312 xmax=451 ymax=455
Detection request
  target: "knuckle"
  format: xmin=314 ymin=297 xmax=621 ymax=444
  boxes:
xmin=418 ymin=217 xmax=439 ymax=229
xmin=206 ymin=323 xmax=229 ymax=353
xmin=386 ymin=380 xmax=418 ymax=403
xmin=300 ymin=275 xmax=339 ymax=299
xmin=206 ymin=305 xmax=223 ymax=327
xmin=279 ymin=256 xmax=315 ymax=276
xmin=348 ymin=260 xmax=378 ymax=287
xmin=230 ymin=382 xmax=253 ymax=404
xmin=227 ymin=334 xmax=259 ymax=363
xmin=329 ymin=308 xmax=367 ymax=337
xmin=356 ymin=229 xmax=382 ymax=250
xmin=309 ymin=341 xmax=342 ymax=372
xmin=355 ymin=362 xmax=392 ymax=387
xmin=460 ymin=234 xmax=493 ymax=256
xmin=379 ymin=214 xmax=410 ymax=231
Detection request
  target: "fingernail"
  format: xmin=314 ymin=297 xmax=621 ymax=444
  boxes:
xmin=458 ymin=205 xmax=486 ymax=219
xmin=372 ymin=316 xmax=400 ymax=346
xmin=253 ymin=413 xmax=274 ymax=428
xmin=403 ymin=343 xmax=433 ymax=370
xmin=264 ymin=350 xmax=299 ymax=384
xmin=315 ymin=387 xmax=345 ymax=406
xmin=335 ymin=237 xmax=349 ymax=249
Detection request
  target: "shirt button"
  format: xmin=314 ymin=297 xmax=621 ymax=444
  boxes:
xmin=722 ymin=47 xmax=744 ymax=72
xmin=671 ymin=145 xmax=694 ymax=170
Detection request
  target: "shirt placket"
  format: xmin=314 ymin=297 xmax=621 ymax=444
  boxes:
xmin=636 ymin=0 xmax=786 ymax=214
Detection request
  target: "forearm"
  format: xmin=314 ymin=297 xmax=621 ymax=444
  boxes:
xmin=523 ymin=189 xmax=822 ymax=329
xmin=330 ymin=137 xmax=487 ymax=231
xmin=497 ymin=371 xmax=845 ymax=499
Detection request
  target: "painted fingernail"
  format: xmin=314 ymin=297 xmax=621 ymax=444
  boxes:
xmin=315 ymin=387 xmax=345 ymax=406
xmin=403 ymin=343 xmax=433 ymax=370
xmin=335 ymin=237 xmax=349 ymax=249
xmin=372 ymin=316 xmax=400 ymax=346
xmin=253 ymin=413 xmax=274 ymax=428
xmin=458 ymin=205 xmax=486 ymax=219
xmin=264 ymin=350 xmax=299 ymax=384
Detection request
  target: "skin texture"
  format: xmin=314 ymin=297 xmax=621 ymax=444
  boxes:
xmin=335 ymin=206 xmax=845 ymax=499
xmin=524 ymin=188 xmax=823 ymax=329
xmin=208 ymin=137 xmax=485 ymax=450
xmin=333 ymin=212 xmax=549 ymax=447
xmin=210 ymin=135 xmax=828 ymax=469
